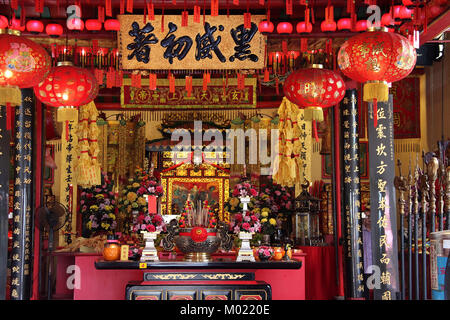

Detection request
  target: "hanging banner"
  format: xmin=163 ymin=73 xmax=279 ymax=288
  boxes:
xmin=368 ymin=96 xmax=400 ymax=300
xmin=10 ymin=89 xmax=34 ymax=300
xmin=340 ymin=89 xmax=366 ymax=299
xmin=0 ymin=105 xmax=10 ymax=300
xmin=117 ymin=15 xmax=266 ymax=70
xmin=121 ymin=77 xmax=256 ymax=109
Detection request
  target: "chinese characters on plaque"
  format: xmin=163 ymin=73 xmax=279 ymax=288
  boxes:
xmin=10 ymin=89 xmax=34 ymax=300
xmin=368 ymin=96 xmax=400 ymax=300
xmin=341 ymin=90 xmax=365 ymax=298
xmin=118 ymin=15 xmax=266 ymax=70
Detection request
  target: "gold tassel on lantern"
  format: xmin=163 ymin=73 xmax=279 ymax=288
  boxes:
xmin=0 ymin=86 xmax=21 ymax=106
xmin=303 ymin=106 xmax=324 ymax=122
xmin=363 ymin=81 xmax=389 ymax=103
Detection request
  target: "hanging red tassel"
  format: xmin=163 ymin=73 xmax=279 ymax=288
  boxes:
xmin=98 ymin=6 xmax=105 ymax=23
xmin=35 ymin=0 xmax=44 ymax=13
xmin=126 ymin=0 xmax=133 ymax=13
xmin=120 ymin=0 xmax=125 ymax=14
xmin=194 ymin=5 xmax=201 ymax=23
xmin=169 ymin=73 xmax=175 ymax=93
xmin=144 ymin=0 xmax=148 ymax=23
xmin=301 ymin=38 xmax=308 ymax=52
xmin=185 ymin=76 xmax=192 ymax=97
xmin=244 ymin=12 xmax=251 ymax=29
xmin=286 ymin=0 xmax=293 ymax=15
xmin=305 ymin=7 xmax=310 ymax=26
xmin=259 ymin=0 xmax=264 ymax=5
xmin=148 ymin=0 xmax=154 ymax=20
xmin=131 ymin=73 xmax=142 ymax=88
xmin=373 ymin=98 xmax=378 ymax=128
xmin=237 ymin=73 xmax=245 ymax=90
xmin=264 ymin=68 xmax=269 ymax=82
xmin=106 ymin=68 xmax=115 ymax=88
xmin=312 ymin=120 xmax=319 ymax=143
xmin=116 ymin=70 xmax=123 ymax=87
xmin=148 ymin=73 xmax=156 ymax=90
xmin=211 ymin=0 xmax=219 ymax=16
xmin=11 ymin=0 xmax=18 ymax=10
xmin=203 ymin=0 xmax=206 ymax=25
xmin=161 ymin=6 xmax=165 ymax=33
xmin=203 ymin=72 xmax=208 ymax=91
xmin=282 ymin=40 xmax=288 ymax=56
xmin=95 ymin=69 xmax=104 ymax=85
xmin=233 ymin=0 xmax=239 ymax=5
xmin=182 ymin=10 xmax=188 ymax=26
xmin=105 ymin=0 xmax=112 ymax=16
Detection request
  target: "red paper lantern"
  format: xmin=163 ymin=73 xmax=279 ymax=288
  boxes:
xmin=34 ymin=62 xmax=98 ymax=107
xmin=67 ymin=18 xmax=84 ymax=31
xmin=338 ymin=28 xmax=416 ymax=126
xmin=0 ymin=32 xmax=51 ymax=88
xmin=399 ymin=6 xmax=413 ymax=20
xmin=277 ymin=22 xmax=293 ymax=34
xmin=337 ymin=18 xmax=352 ymax=31
xmin=26 ymin=20 xmax=44 ymax=34
xmin=296 ymin=21 xmax=312 ymax=33
xmin=104 ymin=19 xmax=120 ymax=31
xmin=190 ymin=227 xmax=208 ymax=243
xmin=0 ymin=16 xmax=8 ymax=29
xmin=10 ymin=17 xmax=25 ymax=32
xmin=85 ymin=19 xmax=102 ymax=31
xmin=46 ymin=24 xmax=64 ymax=37
xmin=284 ymin=64 xmax=345 ymax=140
xmin=381 ymin=13 xmax=394 ymax=27
xmin=321 ymin=20 xmax=337 ymax=32
xmin=258 ymin=20 xmax=274 ymax=34
xmin=355 ymin=20 xmax=368 ymax=32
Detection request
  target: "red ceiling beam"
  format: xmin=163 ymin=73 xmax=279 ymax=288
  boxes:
xmin=420 ymin=8 xmax=450 ymax=46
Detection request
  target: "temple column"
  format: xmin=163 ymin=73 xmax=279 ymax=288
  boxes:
xmin=340 ymin=89 xmax=365 ymax=298
xmin=368 ymin=96 xmax=400 ymax=300
xmin=10 ymin=88 xmax=35 ymax=300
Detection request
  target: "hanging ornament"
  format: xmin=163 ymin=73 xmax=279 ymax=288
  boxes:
xmin=0 ymin=30 xmax=51 ymax=108
xmin=355 ymin=20 xmax=368 ymax=32
xmin=277 ymin=22 xmax=293 ymax=34
xmin=34 ymin=62 xmax=98 ymax=108
xmin=283 ymin=64 xmax=345 ymax=142
xmin=337 ymin=27 xmax=417 ymax=127
xmin=296 ymin=21 xmax=312 ymax=33
xmin=85 ymin=19 xmax=102 ymax=31
xmin=258 ymin=20 xmax=274 ymax=34
xmin=0 ymin=16 xmax=8 ymax=29
xmin=104 ymin=19 xmax=120 ymax=31
xmin=26 ymin=20 xmax=44 ymax=34
xmin=46 ymin=23 xmax=64 ymax=37
xmin=337 ymin=18 xmax=352 ymax=31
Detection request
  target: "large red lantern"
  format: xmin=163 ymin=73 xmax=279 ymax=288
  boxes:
xmin=46 ymin=24 xmax=64 ymax=37
xmin=85 ymin=19 xmax=102 ymax=31
xmin=277 ymin=22 xmax=293 ymax=34
xmin=296 ymin=21 xmax=312 ymax=33
xmin=284 ymin=64 xmax=346 ymax=141
xmin=338 ymin=28 xmax=416 ymax=127
xmin=26 ymin=20 xmax=44 ymax=34
xmin=104 ymin=19 xmax=120 ymax=31
xmin=34 ymin=62 xmax=98 ymax=107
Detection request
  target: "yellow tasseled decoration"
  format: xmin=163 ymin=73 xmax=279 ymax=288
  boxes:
xmin=88 ymin=101 xmax=101 ymax=186
xmin=75 ymin=105 xmax=91 ymax=187
xmin=363 ymin=82 xmax=389 ymax=102
xmin=303 ymin=106 xmax=324 ymax=122
xmin=0 ymin=86 xmax=21 ymax=106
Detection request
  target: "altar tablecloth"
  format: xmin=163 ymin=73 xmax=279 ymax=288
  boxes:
xmin=298 ymin=246 xmax=338 ymax=300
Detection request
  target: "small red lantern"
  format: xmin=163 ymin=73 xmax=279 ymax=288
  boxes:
xmin=296 ymin=21 xmax=312 ymax=33
xmin=46 ymin=24 xmax=64 ymax=37
xmin=284 ymin=64 xmax=346 ymax=141
xmin=34 ymin=62 xmax=98 ymax=107
xmin=10 ymin=17 xmax=25 ymax=32
xmin=392 ymin=5 xmax=402 ymax=19
xmin=277 ymin=22 xmax=293 ymax=34
xmin=338 ymin=28 xmax=417 ymax=127
xmin=258 ymin=20 xmax=274 ymax=34
xmin=67 ymin=18 xmax=84 ymax=31
xmin=26 ymin=20 xmax=44 ymax=34
xmin=355 ymin=20 xmax=368 ymax=32
xmin=399 ymin=6 xmax=413 ymax=20
xmin=85 ymin=19 xmax=102 ymax=31
xmin=321 ymin=20 xmax=337 ymax=32
xmin=381 ymin=13 xmax=394 ymax=27
xmin=104 ymin=19 xmax=120 ymax=31
xmin=337 ymin=18 xmax=352 ymax=31
xmin=0 ymin=15 xmax=8 ymax=29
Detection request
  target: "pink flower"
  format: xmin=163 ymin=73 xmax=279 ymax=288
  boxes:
xmin=249 ymin=227 xmax=255 ymax=233
xmin=232 ymin=189 xmax=239 ymax=197
xmin=250 ymin=188 xmax=258 ymax=196
xmin=146 ymin=224 xmax=156 ymax=232
xmin=251 ymin=215 xmax=258 ymax=221
xmin=275 ymin=190 xmax=281 ymax=196
xmin=263 ymin=249 xmax=270 ymax=256
xmin=242 ymin=222 xmax=250 ymax=230
xmin=156 ymin=186 xmax=163 ymax=193
xmin=243 ymin=215 xmax=251 ymax=222
xmin=234 ymin=214 xmax=242 ymax=222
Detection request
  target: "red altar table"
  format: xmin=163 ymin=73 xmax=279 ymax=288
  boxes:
xmin=51 ymin=252 xmax=306 ymax=300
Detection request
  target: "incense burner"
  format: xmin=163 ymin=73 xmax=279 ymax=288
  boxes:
xmin=162 ymin=220 xmax=232 ymax=262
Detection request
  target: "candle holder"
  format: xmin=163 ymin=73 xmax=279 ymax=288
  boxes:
xmin=140 ymin=231 xmax=160 ymax=262
xmin=236 ymin=231 xmax=255 ymax=262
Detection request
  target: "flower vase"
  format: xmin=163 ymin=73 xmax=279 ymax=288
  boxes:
xmin=140 ymin=231 xmax=160 ymax=262
xmin=236 ymin=231 xmax=255 ymax=262
xmin=240 ymin=196 xmax=251 ymax=213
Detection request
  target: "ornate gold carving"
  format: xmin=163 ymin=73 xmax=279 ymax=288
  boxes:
xmin=202 ymin=274 xmax=246 ymax=280
xmin=151 ymin=274 xmax=196 ymax=280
